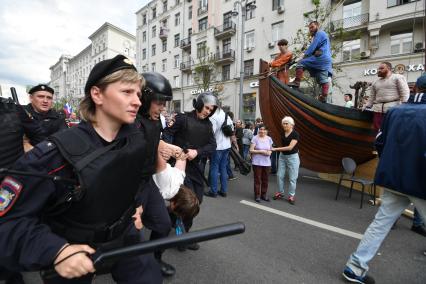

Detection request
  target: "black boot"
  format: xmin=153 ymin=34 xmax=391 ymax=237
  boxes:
xmin=158 ymin=259 xmax=176 ymax=277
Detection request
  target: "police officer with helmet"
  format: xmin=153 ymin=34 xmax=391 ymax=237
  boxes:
xmin=0 ymin=55 xmax=161 ymax=283
xmin=136 ymin=72 xmax=182 ymax=277
xmin=24 ymin=84 xmax=68 ymax=137
xmin=162 ymin=92 xmax=217 ymax=250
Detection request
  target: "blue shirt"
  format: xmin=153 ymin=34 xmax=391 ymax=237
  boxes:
xmin=299 ymin=30 xmax=333 ymax=76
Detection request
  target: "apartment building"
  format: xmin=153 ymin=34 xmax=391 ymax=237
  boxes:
xmin=136 ymin=0 xmax=424 ymax=119
xmin=50 ymin=22 xmax=136 ymax=103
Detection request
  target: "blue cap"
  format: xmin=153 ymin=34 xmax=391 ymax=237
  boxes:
xmin=415 ymin=74 xmax=426 ymax=89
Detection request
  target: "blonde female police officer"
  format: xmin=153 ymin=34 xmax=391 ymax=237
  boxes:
xmin=0 ymin=55 xmax=161 ymax=283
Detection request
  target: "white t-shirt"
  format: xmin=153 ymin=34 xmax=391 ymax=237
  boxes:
xmin=152 ymin=164 xmax=186 ymax=200
xmin=344 ymin=101 xmax=354 ymax=108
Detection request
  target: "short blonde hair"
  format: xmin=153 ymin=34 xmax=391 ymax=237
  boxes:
xmin=79 ymin=69 xmax=144 ymax=122
xmin=282 ymin=116 xmax=295 ymax=126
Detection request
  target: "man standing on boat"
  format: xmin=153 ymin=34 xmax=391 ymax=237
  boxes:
xmin=288 ymin=21 xmax=332 ymax=103
xmin=362 ymin=61 xmax=409 ymax=131
xmin=269 ymin=39 xmax=293 ymax=84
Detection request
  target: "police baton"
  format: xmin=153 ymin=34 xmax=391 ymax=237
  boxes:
xmin=10 ymin=87 xmax=20 ymax=105
xmin=41 ymin=222 xmax=245 ymax=279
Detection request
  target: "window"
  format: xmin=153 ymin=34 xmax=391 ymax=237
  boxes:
xmin=199 ymin=17 xmax=208 ymax=31
xmin=244 ymin=60 xmax=254 ymax=76
xmin=162 ymin=40 xmax=167 ymax=52
xmin=152 ymin=7 xmax=157 ymax=19
xmin=142 ymin=48 xmax=147 ymax=60
xmin=163 ymin=0 xmax=168 ymax=12
xmin=343 ymin=1 xmax=362 ymax=28
xmin=174 ymin=76 xmax=180 ymax=88
xmin=244 ymin=31 xmax=255 ymax=49
xmin=390 ymin=32 xmax=413 ymax=55
xmin=272 ymin=0 xmax=284 ymax=10
xmin=188 ymin=6 xmax=192 ymax=19
xmin=223 ymin=11 xmax=232 ymax=26
xmin=172 ymin=100 xmax=181 ymax=112
xmin=142 ymin=14 xmax=147 ymax=25
xmin=174 ymin=34 xmax=180 ymax=47
xmin=223 ymin=38 xmax=231 ymax=53
xmin=142 ymin=65 xmax=148 ymax=72
xmin=199 ymin=0 xmax=208 ymax=8
xmin=142 ymin=31 xmax=146 ymax=42
xmin=271 ymin=21 xmax=284 ymax=43
xmin=188 ymin=28 xmax=192 ymax=38
xmin=174 ymin=54 xmax=180 ymax=68
xmin=175 ymin=13 xmax=180 ymax=26
xmin=197 ymin=41 xmax=207 ymax=58
xmin=388 ymin=0 xmax=419 ymax=7
xmin=151 ymin=63 xmax=156 ymax=72
xmin=152 ymin=44 xmax=156 ymax=56
xmin=222 ymin=64 xmax=230 ymax=81
xmin=186 ymin=73 xmax=193 ymax=86
xmin=162 ymin=59 xmax=167 ymax=72
xmin=152 ymin=25 xmax=157 ymax=37
xmin=161 ymin=19 xmax=168 ymax=28
xmin=175 ymin=0 xmax=180 ymax=5
xmin=245 ymin=4 xmax=255 ymax=20
xmin=342 ymin=39 xmax=360 ymax=62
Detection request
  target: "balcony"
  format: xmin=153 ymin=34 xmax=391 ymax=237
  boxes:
xmin=159 ymin=27 xmax=169 ymax=39
xmin=198 ymin=5 xmax=208 ymax=16
xmin=330 ymin=13 xmax=369 ymax=33
xmin=180 ymin=37 xmax=191 ymax=50
xmin=213 ymin=49 xmax=235 ymax=64
xmin=180 ymin=60 xmax=193 ymax=72
xmin=214 ymin=22 xmax=236 ymax=39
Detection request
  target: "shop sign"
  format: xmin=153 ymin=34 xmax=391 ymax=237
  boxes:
xmin=364 ymin=64 xmax=424 ymax=76
xmin=190 ymin=87 xmax=217 ymax=95
xmin=250 ymin=81 xmax=259 ymax=88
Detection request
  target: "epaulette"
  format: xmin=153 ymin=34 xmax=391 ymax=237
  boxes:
xmin=31 ymin=140 xmax=57 ymax=159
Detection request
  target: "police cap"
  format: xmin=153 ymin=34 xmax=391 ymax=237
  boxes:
xmin=84 ymin=54 xmax=137 ymax=96
xmin=29 ymin=84 xmax=54 ymax=95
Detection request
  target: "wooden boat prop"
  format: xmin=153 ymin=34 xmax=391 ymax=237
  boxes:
xmin=258 ymin=59 xmax=376 ymax=173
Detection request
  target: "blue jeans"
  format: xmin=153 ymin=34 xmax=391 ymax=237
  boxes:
xmin=243 ymin=144 xmax=250 ymax=160
xmin=413 ymin=208 xmax=424 ymax=227
xmin=209 ymin=149 xmax=230 ymax=194
xmin=277 ymin=153 xmax=300 ymax=197
xmin=346 ymin=189 xmax=426 ymax=277
xmin=226 ymin=153 xmax=234 ymax=177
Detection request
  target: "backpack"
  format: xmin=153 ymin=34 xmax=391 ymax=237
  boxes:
xmin=221 ymin=113 xmax=234 ymax=137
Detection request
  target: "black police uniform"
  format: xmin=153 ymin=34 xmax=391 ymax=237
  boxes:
xmin=162 ymin=110 xmax=216 ymax=231
xmin=0 ymin=98 xmax=45 ymax=170
xmin=23 ymin=103 xmax=68 ymax=136
xmin=0 ymin=121 xmax=161 ymax=283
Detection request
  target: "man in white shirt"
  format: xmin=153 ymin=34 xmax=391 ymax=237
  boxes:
xmin=205 ymin=107 xmax=234 ymax=197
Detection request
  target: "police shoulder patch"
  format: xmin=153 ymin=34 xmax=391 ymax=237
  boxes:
xmin=31 ymin=140 xmax=57 ymax=158
xmin=0 ymin=176 xmax=23 ymax=216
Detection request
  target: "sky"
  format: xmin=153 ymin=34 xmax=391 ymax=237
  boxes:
xmin=0 ymin=0 xmax=149 ymax=87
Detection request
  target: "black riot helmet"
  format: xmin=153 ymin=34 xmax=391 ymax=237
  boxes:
xmin=192 ymin=92 xmax=218 ymax=118
xmin=139 ymin=72 xmax=173 ymax=115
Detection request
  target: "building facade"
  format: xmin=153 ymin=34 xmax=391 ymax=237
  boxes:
xmin=135 ymin=0 xmax=424 ymax=121
xmin=50 ymin=22 xmax=136 ymax=104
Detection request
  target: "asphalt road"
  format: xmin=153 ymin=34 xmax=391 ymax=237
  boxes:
xmin=14 ymin=168 xmax=426 ymax=284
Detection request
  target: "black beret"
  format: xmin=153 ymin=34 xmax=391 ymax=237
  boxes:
xmin=84 ymin=54 xmax=137 ymax=96
xmin=29 ymin=84 xmax=54 ymax=95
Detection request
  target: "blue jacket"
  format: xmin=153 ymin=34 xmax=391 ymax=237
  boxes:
xmin=299 ymin=30 xmax=333 ymax=76
xmin=374 ymin=99 xmax=426 ymax=199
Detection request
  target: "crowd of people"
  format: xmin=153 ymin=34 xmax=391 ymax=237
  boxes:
xmin=0 ymin=17 xmax=425 ymax=284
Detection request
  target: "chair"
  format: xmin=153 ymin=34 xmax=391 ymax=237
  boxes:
xmin=335 ymin=157 xmax=376 ymax=209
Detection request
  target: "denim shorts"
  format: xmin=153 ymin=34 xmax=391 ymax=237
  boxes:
xmin=309 ymin=69 xmax=329 ymax=84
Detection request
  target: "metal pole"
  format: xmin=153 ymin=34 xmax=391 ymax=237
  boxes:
xmin=238 ymin=2 xmax=245 ymax=121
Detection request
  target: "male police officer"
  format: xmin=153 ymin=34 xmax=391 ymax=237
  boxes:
xmin=136 ymin=72 xmax=179 ymax=277
xmin=24 ymin=84 xmax=68 ymax=136
xmin=162 ymin=92 xmax=217 ymax=250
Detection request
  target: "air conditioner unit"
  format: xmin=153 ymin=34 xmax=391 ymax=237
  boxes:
xmin=268 ymin=42 xmax=275 ymax=48
xmin=414 ymin=42 xmax=424 ymax=52
xmin=360 ymin=50 xmax=370 ymax=59
xmin=277 ymin=6 xmax=284 ymax=14
xmin=246 ymin=47 xmax=253 ymax=52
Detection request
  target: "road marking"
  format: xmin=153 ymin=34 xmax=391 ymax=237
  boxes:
xmin=240 ymin=200 xmax=363 ymax=240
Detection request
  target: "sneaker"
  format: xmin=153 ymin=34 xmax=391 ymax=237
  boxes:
xmin=255 ymin=197 xmax=261 ymax=203
xmin=159 ymin=260 xmax=176 ymax=277
xmin=228 ymin=176 xmax=238 ymax=181
xmin=342 ymin=267 xmax=375 ymax=284
xmin=288 ymin=195 xmax=295 ymax=205
xmin=411 ymin=225 xmax=426 ymax=237
xmin=273 ymin=192 xmax=283 ymax=200
xmin=261 ymin=195 xmax=270 ymax=202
